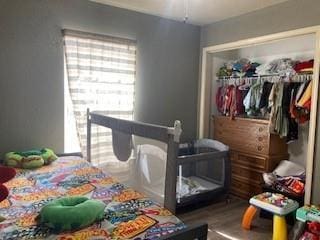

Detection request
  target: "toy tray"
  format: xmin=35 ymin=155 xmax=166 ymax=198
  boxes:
xmin=249 ymin=192 xmax=299 ymax=216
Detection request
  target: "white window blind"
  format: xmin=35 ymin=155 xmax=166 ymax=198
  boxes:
xmin=63 ymin=29 xmax=136 ymax=166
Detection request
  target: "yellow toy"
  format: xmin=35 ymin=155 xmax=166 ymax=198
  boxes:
xmin=242 ymin=192 xmax=299 ymax=240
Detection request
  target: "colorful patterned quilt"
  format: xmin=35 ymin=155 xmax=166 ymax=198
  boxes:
xmin=0 ymin=156 xmax=185 ymax=240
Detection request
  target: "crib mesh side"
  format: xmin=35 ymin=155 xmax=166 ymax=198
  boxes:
xmin=177 ymin=139 xmax=229 ymax=201
xmin=195 ymin=151 xmax=224 ymax=186
xmin=91 ymin=127 xmax=168 ymax=206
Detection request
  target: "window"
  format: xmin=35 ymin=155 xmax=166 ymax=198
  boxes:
xmin=63 ymin=30 xmax=136 ymax=166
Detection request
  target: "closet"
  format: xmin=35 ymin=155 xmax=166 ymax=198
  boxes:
xmin=199 ymin=27 xmax=320 ymax=204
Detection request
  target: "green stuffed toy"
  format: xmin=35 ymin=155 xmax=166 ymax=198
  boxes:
xmin=4 ymin=148 xmax=58 ymax=169
xmin=38 ymin=196 xmax=106 ymax=233
xmin=41 ymin=148 xmax=58 ymax=165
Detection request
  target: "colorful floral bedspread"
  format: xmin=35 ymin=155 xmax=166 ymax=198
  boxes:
xmin=0 ymin=156 xmax=185 ymax=240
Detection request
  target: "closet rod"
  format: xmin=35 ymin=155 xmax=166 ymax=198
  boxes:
xmin=216 ymin=73 xmax=313 ymax=84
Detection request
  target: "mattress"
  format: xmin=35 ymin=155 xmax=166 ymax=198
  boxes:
xmin=0 ymin=156 xmax=185 ymax=240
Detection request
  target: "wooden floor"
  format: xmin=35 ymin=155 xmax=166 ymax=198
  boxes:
xmin=178 ymin=197 xmax=273 ymax=240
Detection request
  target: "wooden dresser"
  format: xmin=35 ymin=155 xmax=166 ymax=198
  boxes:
xmin=213 ymin=115 xmax=288 ymax=199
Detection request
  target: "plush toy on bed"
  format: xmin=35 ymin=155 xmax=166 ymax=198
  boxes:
xmin=4 ymin=148 xmax=58 ymax=169
xmin=38 ymin=196 xmax=106 ymax=233
xmin=0 ymin=166 xmax=16 ymax=222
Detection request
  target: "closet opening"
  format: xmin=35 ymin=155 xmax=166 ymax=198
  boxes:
xmin=199 ymin=29 xmax=320 ymax=206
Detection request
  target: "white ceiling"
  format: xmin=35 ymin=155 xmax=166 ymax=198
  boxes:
xmin=90 ymin=0 xmax=290 ymax=26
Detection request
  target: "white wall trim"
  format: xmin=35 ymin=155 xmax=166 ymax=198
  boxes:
xmin=203 ymin=26 xmax=320 ymax=53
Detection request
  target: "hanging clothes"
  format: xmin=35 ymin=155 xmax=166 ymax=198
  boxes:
xmin=259 ymin=82 xmax=273 ymax=116
xmin=223 ymin=85 xmax=235 ymax=116
xmin=295 ymin=81 xmax=308 ymax=105
xmin=282 ymin=83 xmax=299 ymax=143
xmin=286 ymin=83 xmax=300 ymax=143
xmin=216 ymin=84 xmax=246 ymax=117
xmin=243 ymin=88 xmax=252 ymax=114
xmin=216 ymin=86 xmax=226 ymax=114
xmin=243 ymin=82 xmax=263 ymax=117
xmin=287 ymin=118 xmax=299 ymax=143
xmin=269 ymin=82 xmax=288 ymax=138
xmin=290 ymin=81 xmax=312 ymax=124
xmin=215 ymin=57 xmax=314 ymax=144
xmin=235 ymin=86 xmax=246 ymax=116
xmin=297 ymin=81 xmax=312 ymax=107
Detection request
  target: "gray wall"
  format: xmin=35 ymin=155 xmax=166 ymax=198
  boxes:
xmin=200 ymin=0 xmax=320 ymax=203
xmin=0 ymin=0 xmax=200 ymax=156
xmin=201 ymin=0 xmax=320 ymax=47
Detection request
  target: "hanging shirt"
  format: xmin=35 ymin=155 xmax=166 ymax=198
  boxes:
xmin=269 ymin=82 xmax=288 ymax=138
xmin=295 ymin=81 xmax=308 ymax=105
xmin=284 ymin=83 xmax=299 ymax=143
xmin=216 ymin=86 xmax=225 ymax=114
xmin=235 ymin=86 xmax=246 ymax=116
xmin=297 ymin=81 xmax=312 ymax=108
xmin=224 ymin=85 xmax=235 ymax=116
xmin=289 ymin=81 xmax=311 ymax=124
xmin=251 ymin=82 xmax=263 ymax=110
xmin=243 ymin=88 xmax=252 ymax=114
xmin=259 ymin=82 xmax=273 ymax=116
xmin=216 ymin=85 xmax=245 ymax=117
xmin=243 ymin=82 xmax=263 ymax=116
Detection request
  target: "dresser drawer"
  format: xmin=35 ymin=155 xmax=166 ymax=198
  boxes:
xmin=231 ymin=177 xmax=261 ymax=199
xmin=231 ymin=164 xmax=263 ymax=184
xmin=216 ymin=117 xmax=267 ymax=127
xmin=214 ymin=117 xmax=269 ymax=155
xmin=214 ymin=116 xmax=269 ymax=137
xmin=213 ymin=115 xmax=287 ymax=200
xmin=231 ymin=151 xmax=266 ymax=170
xmin=215 ymin=133 xmax=269 ymax=155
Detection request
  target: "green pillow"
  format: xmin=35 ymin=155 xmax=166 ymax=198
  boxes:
xmin=38 ymin=196 xmax=106 ymax=233
xmin=21 ymin=155 xmax=45 ymax=169
xmin=4 ymin=152 xmax=23 ymax=168
xmin=4 ymin=148 xmax=58 ymax=169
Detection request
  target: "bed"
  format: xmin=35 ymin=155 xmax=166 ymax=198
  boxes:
xmin=0 ymin=111 xmax=208 ymax=240
xmin=0 ymin=156 xmax=204 ymax=239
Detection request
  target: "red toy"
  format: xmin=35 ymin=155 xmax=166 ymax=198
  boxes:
xmin=0 ymin=166 xmax=16 ymax=202
xmin=308 ymin=222 xmax=320 ymax=236
xmin=299 ymin=231 xmax=318 ymax=240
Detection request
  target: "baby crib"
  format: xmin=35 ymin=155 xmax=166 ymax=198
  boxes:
xmin=136 ymin=139 xmax=230 ymax=210
xmin=86 ymin=110 xmax=230 ymax=213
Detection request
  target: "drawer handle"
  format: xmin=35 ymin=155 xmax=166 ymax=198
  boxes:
xmin=258 ymin=127 xmax=264 ymax=132
xmin=258 ymin=137 xmax=263 ymax=142
xmin=257 ymin=146 xmax=263 ymax=151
